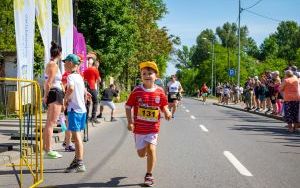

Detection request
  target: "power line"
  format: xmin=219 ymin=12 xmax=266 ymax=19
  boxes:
xmin=244 ymin=9 xmax=282 ymax=22
xmin=243 ymin=0 xmax=263 ymax=10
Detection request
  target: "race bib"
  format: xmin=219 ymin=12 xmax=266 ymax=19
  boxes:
xmin=137 ymin=106 xmax=159 ymax=122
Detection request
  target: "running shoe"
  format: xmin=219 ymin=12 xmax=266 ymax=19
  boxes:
xmin=65 ymin=144 xmax=76 ymax=152
xmin=96 ymin=113 xmax=103 ymax=118
xmin=64 ymin=162 xmax=86 ymax=173
xmin=111 ymin=117 xmax=117 ymax=122
xmin=91 ymin=118 xmax=100 ymax=124
xmin=144 ymin=174 xmax=154 ymax=187
xmin=62 ymin=141 xmax=67 ymax=148
xmin=45 ymin=151 xmax=62 ymax=159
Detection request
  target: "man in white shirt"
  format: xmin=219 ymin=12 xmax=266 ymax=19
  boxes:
xmin=166 ymin=75 xmax=182 ymax=118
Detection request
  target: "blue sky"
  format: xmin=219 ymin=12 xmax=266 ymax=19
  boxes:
xmin=158 ymin=0 xmax=300 ymax=75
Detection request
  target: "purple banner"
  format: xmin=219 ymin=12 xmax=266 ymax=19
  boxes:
xmin=73 ymin=26 xmax=87 ymax=73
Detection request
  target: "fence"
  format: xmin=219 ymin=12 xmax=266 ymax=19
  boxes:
xmin=0 ymin=82 xmax=17 ymax=117
xmin=0 ymin=77 xmax=43 ymax=188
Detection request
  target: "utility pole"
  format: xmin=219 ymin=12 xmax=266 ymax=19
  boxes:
xmin=237 ymin=0 xmax=241 ymax=87
xmin=214 ymin=53 xmax=217 ymax=96
xmin=211 ymin=38 xmax=214 ymax=96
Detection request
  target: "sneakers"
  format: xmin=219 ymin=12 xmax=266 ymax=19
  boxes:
xmin=64 ymin=161 xmax=86 ymax=173
xmin=90 ymin=118 xmax=100 ymax=124
xmin=45 ymin=151 xmax=63 ymax=159
xmin=111 ymin=117 xmax=117 ymax=122
xmin=65 ymin=144 xmax=76 ymax=152
xmin=144 ymin=173 xmax=154 ymax=187
xmin=96 ymin=113 xmax=102 ymax=118
xmin=62 ymin=141 xmax=67 ymax=148
xmin=62 ymin=141 xmax=75 ymax=152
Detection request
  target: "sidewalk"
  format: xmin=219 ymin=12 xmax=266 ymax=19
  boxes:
xmin=0 ymin=102 xmax=126 ymax=167
xmin=192 ymin=97 xmax=284 ymax=122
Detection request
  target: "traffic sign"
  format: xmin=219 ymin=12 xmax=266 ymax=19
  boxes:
xmin=228 ymin=69 xmax=235 ymax=77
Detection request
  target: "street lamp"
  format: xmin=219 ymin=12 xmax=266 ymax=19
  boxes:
xmin=202 ymin=37 xmax=215 ymax=96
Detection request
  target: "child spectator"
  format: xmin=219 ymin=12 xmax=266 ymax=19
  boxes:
xmin=63 ymin=54 xmax=91 ymax=173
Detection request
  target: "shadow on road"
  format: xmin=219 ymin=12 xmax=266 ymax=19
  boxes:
xmin=219 ymin=110 xmax=282 ymax=123
xmin=230 ymin=124 xmax=300 ymax=147
xmin=79 ymin=118 xmax=129 ymax=182
xmin=40 ymin=177 xmax=144 ymax=187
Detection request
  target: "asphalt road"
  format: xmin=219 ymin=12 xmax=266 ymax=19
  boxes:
xmin=1 ymin=98 xmax=300 ymax=188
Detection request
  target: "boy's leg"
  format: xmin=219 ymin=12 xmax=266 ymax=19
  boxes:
xmin=72 ymin=131 xmax=83 ymax=160
xmin=137 ymin=147 xmax=147 ymax=158
xmin=146 ymin=143 xmax=156 ymax=174
xmin=65 ymin=112 xmax=86 ymax=173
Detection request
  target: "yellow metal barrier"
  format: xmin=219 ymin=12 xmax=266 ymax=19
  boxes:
xmin=0 ymin=77 xmax=43 ymax=188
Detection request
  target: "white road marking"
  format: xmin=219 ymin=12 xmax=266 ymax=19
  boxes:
xmin=190 ymin=115 xmax=196 ymax=119
xmin=199 ymin=125 xmax=208 ymax=132
xmin=182 ymin=106 xmax=186 ymax=109
xmin=223 ymin=151 xmax=253 ymax=177
xmin=186 ymin=109 xmax=190 ymax=113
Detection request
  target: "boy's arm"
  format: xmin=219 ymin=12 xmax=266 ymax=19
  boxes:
xmin=64 ymin=85 xmax=74 ymax=107
xmin=125 ymin=90 xmax=136 ymax=131
xmin=125 ymin=106 xmax=134 ymax=131
xmin=162 ymin=105 xmax=171 ymax=121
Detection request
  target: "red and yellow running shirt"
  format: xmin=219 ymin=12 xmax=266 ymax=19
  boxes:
xmin=126 ymin=85 xmax=168 ymax=134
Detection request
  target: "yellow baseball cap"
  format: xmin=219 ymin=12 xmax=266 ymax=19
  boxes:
xmin=139 ymin=61 xmax=159 ymax=75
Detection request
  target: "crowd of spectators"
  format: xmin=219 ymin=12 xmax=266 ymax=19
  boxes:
xmin=208 ymin=66 xmax=300 ymax=133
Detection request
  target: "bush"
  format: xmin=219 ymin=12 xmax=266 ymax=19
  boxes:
xmin=114 ymin=90 xmax=130 ymax=103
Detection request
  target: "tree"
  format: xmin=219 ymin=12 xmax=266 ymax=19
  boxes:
xmin=190 ymin=29 xmax=215 ymax=67
xmin=261 ymin=21 xmax=300 ymax=62
xmin=77 ymin=0 xmax=138 ymax=79
xmin=131 ymin=0 xmax=173 ymax=75
xmin=260 ymin=35 xmax=279 ymax=60
xmin=0 ymin=0 xmax=15 ymax=52
xmin=275 ymin=21 xmax=299 ymax=61
xmin=244 ymin=37 xmax=259 ymax=59
xmin=175 ymin=45 xmax=195 ymax=69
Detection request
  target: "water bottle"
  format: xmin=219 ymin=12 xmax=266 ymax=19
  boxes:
xmin=59 ymin=113 xmax=67 ymax=132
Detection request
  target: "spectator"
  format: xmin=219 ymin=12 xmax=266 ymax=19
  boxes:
xmin=83 ymin=57 xmax=101 ymax=123
xmin=279 ymin=70 xmax=300 ymax=133
xmin=216 ymin=83 xmax=222 ymax=103
xmin=43 ymin=41 xmax=63 ymax=159
xmin=97 ymin=84 xmax=119 ymax=121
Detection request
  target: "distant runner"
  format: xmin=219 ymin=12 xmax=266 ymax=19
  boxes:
xmin=167 ymin=75 xmax=182 ymax=118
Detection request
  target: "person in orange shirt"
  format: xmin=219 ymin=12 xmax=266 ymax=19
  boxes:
xmin=83 ymin=57 xmax=101 ymax=123
xmin=279 ymin=70 xmax=300 ymax=133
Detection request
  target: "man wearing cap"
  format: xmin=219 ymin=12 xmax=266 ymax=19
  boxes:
xmin=63 ymin=54 xmax=90 ymax=173
xmin=83 ymin=55 xmax=101 ymax=123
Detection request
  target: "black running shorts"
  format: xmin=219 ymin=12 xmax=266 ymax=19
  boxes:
xmin=46 ymin=88 xmax=64 ymax=105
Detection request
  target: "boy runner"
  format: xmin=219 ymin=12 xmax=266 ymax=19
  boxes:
xmin=125 ymin=61 xmax=171 ymax=187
